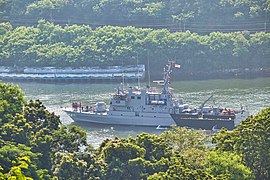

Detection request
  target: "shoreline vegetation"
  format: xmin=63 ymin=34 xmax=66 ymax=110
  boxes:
xmin=0 ymin=81 xmax=269 ymax=179
xmin=0 ymin=21 xmax=269 ymax=81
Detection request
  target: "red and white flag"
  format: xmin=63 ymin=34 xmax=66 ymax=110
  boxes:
xmin=174 ymin=64 xmax=181 ymax=68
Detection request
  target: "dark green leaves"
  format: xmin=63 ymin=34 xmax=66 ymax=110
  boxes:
xmin=214 ymin=107 xmax=270 ymax=179
xmin=0 ymin=21 xmax=269 ymax=73
xmin=0 ymin=81 xmax=269 ymax=179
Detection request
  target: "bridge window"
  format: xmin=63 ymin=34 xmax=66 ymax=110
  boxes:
xmin=137 ymin=96 xmax=141 ymax=100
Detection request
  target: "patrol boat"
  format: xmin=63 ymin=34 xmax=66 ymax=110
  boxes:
xmin=170 ymin=95 xmax=249 ymax=130
xmin=64 ymin=61 xmax=180 ymax=126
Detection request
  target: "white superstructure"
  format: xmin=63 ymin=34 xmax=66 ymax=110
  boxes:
xmin=64 ymin=61 xmax=179 ymax=126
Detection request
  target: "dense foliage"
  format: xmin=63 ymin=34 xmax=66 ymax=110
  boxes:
xmin=0 ymin=0 xmax=269 ymax=33
xmin=0 ymin=20 xmax=269 ymax=79
xmin=213 ymin=107 xmax=270 ymax=179
xmin=0 ymin=81 xmax=269 ymax=179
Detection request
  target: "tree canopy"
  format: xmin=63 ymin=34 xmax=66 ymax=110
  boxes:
xmin=0 ymin=21 xmax=269 ymax=79
xmin=0 ymin=0 xmax=269 ymax=33
xmin=0 ymin=81 xmax=269 ymax=179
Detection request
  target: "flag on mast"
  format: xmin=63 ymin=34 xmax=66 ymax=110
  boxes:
xmin=175 ymin=64 xmax=181 ymax=68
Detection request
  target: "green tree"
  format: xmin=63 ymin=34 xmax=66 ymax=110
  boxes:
xmin=160 ymin=126 xmax=207 ymax=152
xmin=149 ymin=127 xmax=252 ymax=179
xmin=131 ymin=133 xmax=172 ymax=176
xmin=97 ymin=137 xmax=146 ymax=179
xmin=51 ymin=125 xmax=87 ymax=153
xmin=206 ymin=151 xmax=252 ymax=179
xmin=249 ymin=32 xmax=270 ymax=67
xmin=26 ymin=0 xmax=73 ymax=21
xmin=222 ymin=0 xmax=270 ymax=17
xmin=0 ymin=114 xmax=31 ymax=145
xmin=3 ymin=157 xmax=33 ymax=180
xmin=0 ymin=143 xmax=47 ymax=179
xmin=0 ymin=21 xmax=269 ymax=79
xmin=0 ymin=82 xmax=25 ymax=123
xmin=22 ymin=99 xmax=61 ymax=171
xmin=0 ymin=0 xmax=12 ymax=21
xmin=148 ymin=151 xmax=211 ymax=179
xmin=214 ymin=107 xmax=270 ymax=179
xmin=23 ymin=100 xmax=61 ymax=132
xmin=0 ymin=22 xmax=12 ymax=35
xmin=52 ymin=152 xmax=88 ymax=180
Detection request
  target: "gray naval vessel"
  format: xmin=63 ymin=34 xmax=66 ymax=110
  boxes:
xmin=64 ymin=61 xmax=180 ymax=126
xmin=170 ymin=95 xmax=249 ymax=130
xmin=64 ymin=61 xmax=249 ymax=129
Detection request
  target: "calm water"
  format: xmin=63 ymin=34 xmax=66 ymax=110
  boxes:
xmin=6 ymin=78 xmax=270 ymax=147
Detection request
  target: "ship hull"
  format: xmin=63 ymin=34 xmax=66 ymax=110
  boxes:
xmin=65 ymin=110 xmax=176 ymax=127
xmin=170 ymin=114 xmax=235 ymax=130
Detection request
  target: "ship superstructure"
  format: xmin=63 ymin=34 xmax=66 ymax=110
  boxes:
xmin=64 ymin=61 xmax=249 ymax=129
xmin=64 ymin=61 xmax=179 ymax=126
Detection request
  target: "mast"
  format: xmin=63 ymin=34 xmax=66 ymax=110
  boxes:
xmin=147 ymin=50 xmax=151 ymax=88
xmin=137 ymin=53 xmax=140 ymax=88
xmin=162 ymin=61 xmax=174 ymax=94
xmin=121 ymin=60 xmax=125 ymax=90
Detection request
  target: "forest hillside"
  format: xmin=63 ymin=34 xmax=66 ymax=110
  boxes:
xmin=1 ymin=0 xmax=270 ymax=79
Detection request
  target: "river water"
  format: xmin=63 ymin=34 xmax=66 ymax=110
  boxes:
xmin=6 ymin=78 xmax=270 ymax=147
